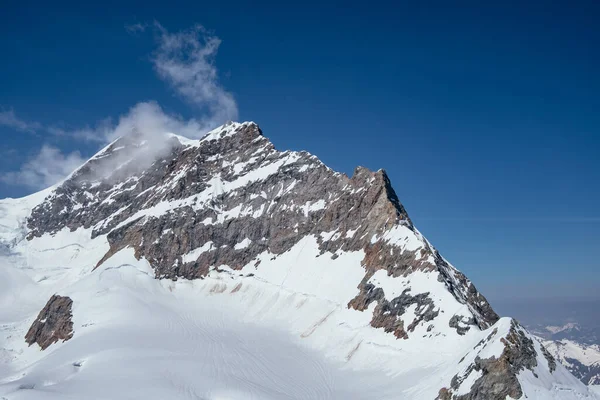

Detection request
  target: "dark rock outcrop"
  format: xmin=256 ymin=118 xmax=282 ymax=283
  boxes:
xmin=25 ymin=295 xmax=74 ymax=350
xmin=541 ymin=344 xmax=557 ymax=373
xmin=449 ymin=315 xmax=475 ymax=336
xmin=441 ymin=320 xmax=539 ymax=400
xmin=349 ymin=283 xmax=439 ymax=339
xmin=435 ymin=255 xmax=499 ymax=330
xmin=25 ymin=122 xmax=498 ymax=337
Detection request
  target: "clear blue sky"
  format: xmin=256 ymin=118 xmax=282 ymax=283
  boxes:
xmin=1 ymin=1 xmax=599 ymax=303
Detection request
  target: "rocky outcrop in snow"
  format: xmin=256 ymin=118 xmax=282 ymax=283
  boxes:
xmin=25 ymin=295 xmax=73 ymax=350
xmin=26 ymin=122 xmax=498 ymax=338
xmin=0 ymin=122 xmax=594 ymax=399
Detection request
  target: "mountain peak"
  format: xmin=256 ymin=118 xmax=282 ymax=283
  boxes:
xmin=1 ymin=122 xmax=595 ymax=399
xmin=194 ymin=120 xmax=263 ymax=144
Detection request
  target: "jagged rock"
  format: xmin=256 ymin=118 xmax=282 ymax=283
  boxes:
xmin=449 ymin=315 xmax=475 ymax=336
xmin=347 ymin=280 xmax=384 ymax=311
xmin=0 ymin=121 xmax=591 ymax=399
xmin=25 ymin=122 xmax=498 ymax=335
xmin=437 ymin=387 xmax=452 ymax=400
xmin=349 ymin=277 xmax=439 ymax=339
xmin=541 ymin=344 xmax=557 ymax=373
xmin=443 ymin=320 xmax=539 ymax=400
xmin=25 ymin=295 xmax=74 ymax=350
xmin=435 ymin=256 xmax=499 ymax=330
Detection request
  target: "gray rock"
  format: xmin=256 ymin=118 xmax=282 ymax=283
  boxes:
xmin=25 ymin=122 xmax=498 ymax=339
xmin=449 ymin=315 xmax=475 ymax=336
xmin=25 ymin=295 xmax=74 ymax=350
xmin=441 ymin=320 xmax=539 ymax=400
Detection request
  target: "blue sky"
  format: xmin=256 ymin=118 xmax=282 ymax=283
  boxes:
xmin=1 ymin=1 xmax=599 ymax=303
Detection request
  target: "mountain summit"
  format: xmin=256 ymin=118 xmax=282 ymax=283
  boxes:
xmin=0 ymin=122 xmax=595 ymax=399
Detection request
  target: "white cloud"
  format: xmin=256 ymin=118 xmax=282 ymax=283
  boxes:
xmin=0 ymin=109 xmax=110 ymax=142
xmin=0 ymin=145 xmax=86 ymax=190
xmin=0 ymin=109 xmax=41 ymax=134
xmin=152 ymin=23 xmax=238 ymax=130
xmin=3 ymin=23 xmax=236 ymax=144
xmin=46 ymin=117 xmax=114 ymax=143
xmin=0 ymin=102 xmax=205 ymax=191
xmin=125 ymin=22 xmax=147 ymax=35
xmin=0 ymin=102 xmax=216 ymax=192
xmin=1 ymin=22 xmax=238 ymax=193
xmin=106 ymin=101 xmax=202 ymax=142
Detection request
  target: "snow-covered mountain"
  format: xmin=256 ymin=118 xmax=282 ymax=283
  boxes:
xmin=543 ymin=339 xmax=600 ymax=386
xmin=546 ymin=324 xmax=583 ymax=336
xmin=0 ymin=122 xmax=596 ymax=399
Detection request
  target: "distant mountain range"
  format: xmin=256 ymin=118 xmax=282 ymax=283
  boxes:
xmin=543 ymin=338 xmax=600 ymax=386
xmin=520 ymin=321 xmax=600 ymax=387
xmin=495 ymin=296 xmax=600 ymax=389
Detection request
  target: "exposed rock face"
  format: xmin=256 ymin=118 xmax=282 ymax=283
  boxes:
xmin=25 ymin=295 xmax=74 ymax=350
xmin=541 ymin=344 xmax=557 ymax=373
xmin=440 ymin=321 xmax=539 ymax=400
xmin=25 ymin=122 xmax=498 ymax=342
xmin=449 ymin=315 xmax=475 ymax=336
xmin=435 ymin=256 xmax=498 ymax=330
xmin=349 ymin=283 xmax=438 ymax=339
xmin=7 ymin=121 xmax=592 ymax=398
xmin=437 ymin=388 xmax=452 ymax=400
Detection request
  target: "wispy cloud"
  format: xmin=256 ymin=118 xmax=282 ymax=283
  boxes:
xmin=0 ymin=102 xmax=209 ymax=190
xmin=106 ymin=101 xmax=207 ymax=142
xmin=1 ymin=22 xmax=238 ymax=193
xmin=0 ymin=109 xmax=110 ymax=142
xmin=152 ymin=23 xmax=238 ymax=129
xmin=46 ymin=118 xmax=114 ymax=143
xmin=3 ymin=23 xmax=235 ymax=143
xmin=125 ymin=22 xmax=148 ymax=35
xmin=0 ymin=145 xmax=86 ymax=190
xmin=0 ymin=109 xmax=42 ymax=134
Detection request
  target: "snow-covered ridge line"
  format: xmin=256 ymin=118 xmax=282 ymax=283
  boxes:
xmin=543 ymin=338 xmax=600 ymax=386
xmin=167 ymin=121 xmax=261 ymax=148
xmin=0 ymin=121 xmax=597 ymax=399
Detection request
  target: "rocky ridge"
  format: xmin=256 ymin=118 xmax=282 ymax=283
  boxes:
xmin=24 ymin=295 xmax=73 ymax=350
xmin=10 ymin=121 xmax=592 ymax=399
xmin=27 ymin=122 xmax=497 ymax=334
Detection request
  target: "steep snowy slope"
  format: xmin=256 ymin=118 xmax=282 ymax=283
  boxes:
xmin=544 ymin=339 xmax=600 ymax=385
xmin=0 ymin=122 xmax=596 ymax=399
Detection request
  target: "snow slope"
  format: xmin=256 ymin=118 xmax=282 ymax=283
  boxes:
xmin=0 ymin=122 xmax=596 ymax=399
xmin=544 ymin=339 xmax=600 ymax=385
